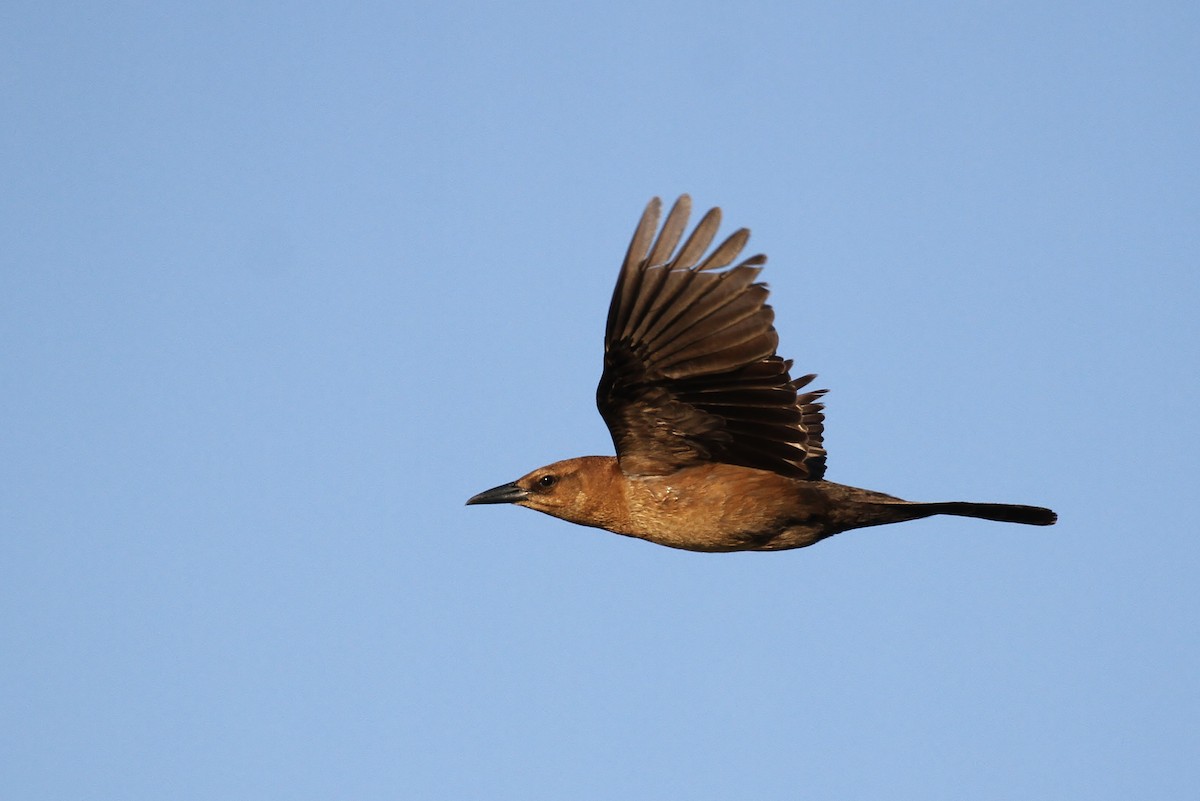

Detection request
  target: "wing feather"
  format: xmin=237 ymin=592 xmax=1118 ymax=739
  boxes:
xmin=597 ymin=196 xmax=827 ymax=479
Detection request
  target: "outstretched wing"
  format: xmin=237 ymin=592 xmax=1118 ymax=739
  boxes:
xmin=597 ymin=195 xmax=827 ymax=480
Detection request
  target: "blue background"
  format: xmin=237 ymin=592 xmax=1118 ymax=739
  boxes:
xmin=3 ymin=2 xmax=1197 ymax=798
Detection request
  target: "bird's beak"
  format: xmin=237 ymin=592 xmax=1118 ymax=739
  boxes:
xmin=466 ymin=481 xmax=530 ymax=505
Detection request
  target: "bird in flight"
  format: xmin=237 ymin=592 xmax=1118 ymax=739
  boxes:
xmin=467 ymin=196 xmax=1056 ymax=551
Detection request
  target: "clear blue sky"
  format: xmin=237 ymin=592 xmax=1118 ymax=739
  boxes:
xmin=3 ymin=2 xmax=1197 ymax=799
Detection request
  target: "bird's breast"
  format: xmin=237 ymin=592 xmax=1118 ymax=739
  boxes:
xmin=619 ymin=465 xmax=819 ymax=552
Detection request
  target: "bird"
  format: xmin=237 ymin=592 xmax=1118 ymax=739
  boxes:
xmin=466 ymin=195 xmax=1056 ymax=552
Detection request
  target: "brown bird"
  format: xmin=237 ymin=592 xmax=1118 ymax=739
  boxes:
xmin=467 ymin=196 xmax=1056 ymax=551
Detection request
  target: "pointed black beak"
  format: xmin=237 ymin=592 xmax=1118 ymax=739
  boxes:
xmin=466 ymin=481 xmax=529 ymax=505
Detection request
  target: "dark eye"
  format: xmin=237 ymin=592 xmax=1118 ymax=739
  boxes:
xmin=537 ymin=474 xmax=558 ymax=489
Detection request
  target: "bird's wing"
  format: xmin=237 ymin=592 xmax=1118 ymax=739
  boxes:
xmin=597 ymin=195 xmax=827 ymax=480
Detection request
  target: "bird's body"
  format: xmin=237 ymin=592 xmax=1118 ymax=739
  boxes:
xmin=468 ymin=196 xmax=1056 ymax=551
xmin=473 ymin=455 xmax=1052 ymax=552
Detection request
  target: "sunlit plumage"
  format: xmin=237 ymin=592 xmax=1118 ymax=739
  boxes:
xmin=467 ymin=196 xmax=1056 ymax=552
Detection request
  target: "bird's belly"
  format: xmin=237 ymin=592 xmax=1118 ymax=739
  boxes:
xmin=622 ymin=471 xmax=827 ymax=552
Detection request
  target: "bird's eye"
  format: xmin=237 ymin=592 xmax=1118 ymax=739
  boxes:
xmin=537 ymin=474 xmax=558 ymax=489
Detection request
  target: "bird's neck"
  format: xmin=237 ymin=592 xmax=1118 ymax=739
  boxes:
xmin=558 ymin=456 xmax=634 ymax=533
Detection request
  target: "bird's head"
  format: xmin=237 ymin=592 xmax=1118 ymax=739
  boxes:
xmin=465 ymin=456 xmax=622 ymax=529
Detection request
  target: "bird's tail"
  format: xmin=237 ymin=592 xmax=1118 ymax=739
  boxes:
xmin=898 ymin=501 xmax=1057 ymax=526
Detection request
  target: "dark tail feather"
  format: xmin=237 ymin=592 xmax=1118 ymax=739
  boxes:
xmin=913 ymin=501 xmax=1057 ymax=526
